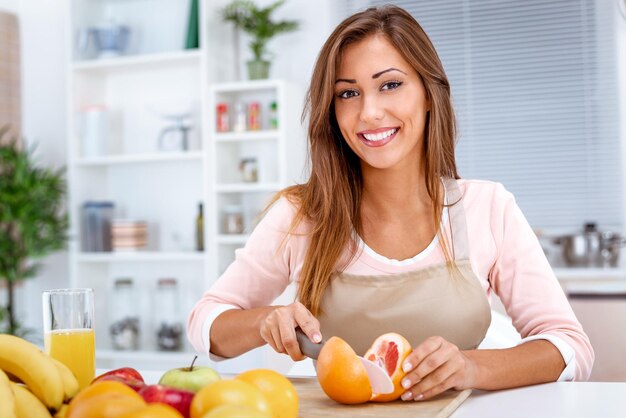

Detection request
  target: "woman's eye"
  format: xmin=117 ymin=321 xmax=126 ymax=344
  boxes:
xmin=337 ymin=89 xmax=359 ymax=99
xmin=381 ymin=80 xmax=403 ymax=91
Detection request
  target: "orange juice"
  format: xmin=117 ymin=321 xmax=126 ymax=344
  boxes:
xmin=44 ymin=328 xmax=95 ymax=389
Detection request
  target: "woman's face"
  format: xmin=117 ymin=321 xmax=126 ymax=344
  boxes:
xmin=334 ymin=34 xmax=430 ymax=171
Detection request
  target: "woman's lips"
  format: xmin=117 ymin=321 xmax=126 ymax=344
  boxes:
xmin=357 ymin=127 xmax=399 ymax=148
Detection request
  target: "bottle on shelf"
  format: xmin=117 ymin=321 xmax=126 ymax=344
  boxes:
xmin=154 ymin=278 xmax=183 ymax=351
xmin=269 ymin=101 xmax=278 ymax=129
xmin=247 ymin=102 xmax=261 ymax=131
xmin=216 ymin=103 xmax=230 ymax=133
xmin=109 ymin=278 xmax=141 ymax=350
xmin=233 ymin=102 xmax=247 ymax=133
xmin=196 ymin=202 xmax=204 ymax=251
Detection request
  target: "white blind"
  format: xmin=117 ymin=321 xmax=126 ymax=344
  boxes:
xmin=345 ymin=0 xmax=623 ymax=230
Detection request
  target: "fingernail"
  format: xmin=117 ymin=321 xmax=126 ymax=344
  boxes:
xmin=401 ymin=391 xmax=412 ymax=401
xmin=401 ymin=378 xmax=411 ymax=389
xmin=313 ymin=333 xmax=322 ymax=343
xmin=402 ymin=362 xmax=412 ymax=373
xmin=414 ymin=394 xmax=424 ymax=401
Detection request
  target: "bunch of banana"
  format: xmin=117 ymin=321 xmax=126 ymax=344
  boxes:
xmin=0 ymin=334 xmax=80 ymax=418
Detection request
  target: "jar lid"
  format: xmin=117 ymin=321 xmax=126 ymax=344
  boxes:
xmin=158 ymin=278 xmax=177 ymax=287
xmin=114 ymin=277 xmax=133 ymax=287
xmin=222 ymin=205 xmax=243 ymax=213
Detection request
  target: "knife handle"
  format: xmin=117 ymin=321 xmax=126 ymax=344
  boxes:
xmin=295 ymin=327 xmax=322 ymax=360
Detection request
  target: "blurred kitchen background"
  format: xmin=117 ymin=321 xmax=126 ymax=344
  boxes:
xmin=1 ymin=0 xmax=625 ymax=381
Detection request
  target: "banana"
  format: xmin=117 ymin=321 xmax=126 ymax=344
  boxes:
xmin=53 ymin=404 xmax=68 ymax=418
xmin=0 ymin=369 xmax=16 ymax=418
xmin=49 ymin=358 xmax=80 ymax=401
xmin=0 ymin=334 xmax=63 ymax=409
xmin=9 ymin=382 xmax=52 ymax=418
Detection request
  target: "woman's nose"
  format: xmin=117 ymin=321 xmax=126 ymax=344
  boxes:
xmin=359 ymin=94 xmax=384 ymax=123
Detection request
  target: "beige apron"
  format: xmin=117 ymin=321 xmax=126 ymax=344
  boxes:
xmin=318 ymin=178 xmax=491 ymax=356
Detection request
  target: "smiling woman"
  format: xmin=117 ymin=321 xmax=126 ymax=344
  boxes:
xmin=187 ymin=5 xmax=594 ymax=403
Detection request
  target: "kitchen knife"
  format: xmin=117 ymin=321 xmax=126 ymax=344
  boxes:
xmin=295 ymin=328 xmax=394 ymax=394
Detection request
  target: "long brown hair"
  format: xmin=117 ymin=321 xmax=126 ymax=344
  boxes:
xmin=268 ymin=6 xmax=458 ymax=315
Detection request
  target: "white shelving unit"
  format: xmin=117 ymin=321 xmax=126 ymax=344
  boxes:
xmin=207 ymin=79 xmax=306 ymax=279
xmin=65 ymin=0 xmax=307 ymax=372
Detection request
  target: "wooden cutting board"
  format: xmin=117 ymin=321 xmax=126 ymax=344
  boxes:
xmin=291 ymin=378 xmax=471 ymax=418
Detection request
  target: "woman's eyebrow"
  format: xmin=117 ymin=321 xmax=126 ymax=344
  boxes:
xmin=335 ymin=67 xmax=407 ymax=84
xmin=372 ymin=67 xmax=406 ymax=79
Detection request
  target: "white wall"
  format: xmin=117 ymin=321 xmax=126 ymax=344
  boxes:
xmin=11 ymin=0 xmax=343 ymax=337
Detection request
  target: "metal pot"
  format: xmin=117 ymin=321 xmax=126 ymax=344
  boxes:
xmin=554 ymin=223 xmax=626 ymax=267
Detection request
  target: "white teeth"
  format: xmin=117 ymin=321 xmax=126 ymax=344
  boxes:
xmin=362 ymin=128 xmax=397 ymax=141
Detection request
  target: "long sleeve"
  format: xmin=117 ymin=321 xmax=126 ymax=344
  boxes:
xmin=186 ymin=198 xmax=309 ymax=354
xmin=488 ymin=183 xmax=594 ymax=380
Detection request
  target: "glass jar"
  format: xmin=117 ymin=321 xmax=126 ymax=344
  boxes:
xmin=154 ymin=278 xmax=183 ymax=351
xmin=109 ymin=278 xmax=140 ymax=350
xmin=222 ymin=205 xmax=244 ymax=234
xmin=234 ymin=102 xmax=247 ymax=133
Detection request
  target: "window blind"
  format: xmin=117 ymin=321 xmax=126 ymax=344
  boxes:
xmin=344 ymin=0 xmax=623 ymax=231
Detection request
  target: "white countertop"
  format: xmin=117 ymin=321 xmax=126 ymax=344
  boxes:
xmin=132 ymin=370 xmax=626 ymax=418
xmin=451 ymin=382 xmax=626 ymax=418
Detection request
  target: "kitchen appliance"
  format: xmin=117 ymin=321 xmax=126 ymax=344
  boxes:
xmin=78 ymin=22 xmax=130 ymax=59
xmin=295 ymin=328 xmax=394 ymax=394
xmin=554 ymin=223 xmax=626 ymax=267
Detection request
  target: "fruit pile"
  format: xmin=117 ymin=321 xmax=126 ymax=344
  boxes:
xmin=316 ymin=332 xmax=412 ymax=404
xmin=0 ymin=334 xmax=81 ymax=418
xmin=0 ymin=334 xmax=298 ymax=418
xmin=75 ymin=365 xmax=298 ymax=418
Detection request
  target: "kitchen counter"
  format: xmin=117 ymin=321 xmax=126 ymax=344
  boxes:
xmin=134 ymin=370 xmax=626 ymax=418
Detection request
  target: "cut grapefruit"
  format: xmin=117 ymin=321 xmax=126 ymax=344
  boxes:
xmin=315 ymin=336 xmax=372 ymax=404
xmin=364 ymin=332 xmax=412 ymax=402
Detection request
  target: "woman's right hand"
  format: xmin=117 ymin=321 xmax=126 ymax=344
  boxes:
xmin=259 ymin=301 xmax=322 ymax=361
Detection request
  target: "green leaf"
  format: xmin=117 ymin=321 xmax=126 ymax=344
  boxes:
xmin=222 ymin=0 xmax=299 ymax=61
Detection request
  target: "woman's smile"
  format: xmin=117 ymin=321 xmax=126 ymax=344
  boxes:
xmin=357 ymin=127 xmax=400 ymax=147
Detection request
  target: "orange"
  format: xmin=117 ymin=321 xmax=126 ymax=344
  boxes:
xmin=200 ymin=405 xmax=272 ymax=418
xmin=66 ymin=392 xmax=146 ymax=418
xmin=190 ymin=379 xmax=272 ymax=418
xmin=315 ymin=336 xmax=372 ymax=404
xmin=364 ymin=332 xmax=412 ymax=402
xmin=236 ymin=369 xmax=298 ymax=418
xmin=67 ymin=380 xmax=144 ymax=417
xmin=117 ymin=404 xmax=183 ymax=418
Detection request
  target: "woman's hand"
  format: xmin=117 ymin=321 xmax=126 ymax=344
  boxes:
xmin=259 ymin=301 xmax=322 ymax=361
xmin=400 ymin=336 xmax=478 ymax=401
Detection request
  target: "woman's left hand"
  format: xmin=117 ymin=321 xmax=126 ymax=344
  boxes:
xmin=399 ymin=336 xmax=477 ymax=401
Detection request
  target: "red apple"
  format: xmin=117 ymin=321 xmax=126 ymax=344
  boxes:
xmin=138 ymin=384 xmax=194 ymax=418
xmin=91 ymin=367 xmax=146 ymax=392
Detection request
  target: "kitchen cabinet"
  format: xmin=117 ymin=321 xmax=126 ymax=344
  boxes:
xmin=565 ymin=280 xmax=626 ymax=382
xmin=64 ymin=0 xmax=307 ymax=371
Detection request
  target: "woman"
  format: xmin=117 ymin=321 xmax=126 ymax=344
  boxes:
xmin=188 ymin=5 xmax=593 ymax=401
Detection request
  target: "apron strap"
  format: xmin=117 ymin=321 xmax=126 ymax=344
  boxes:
xmin=442 ymin=178 xmax=470 ymax=260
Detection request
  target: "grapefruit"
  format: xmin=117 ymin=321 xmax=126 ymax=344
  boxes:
xmin=315 ymin=336 xmax=372 ymax=404
xmin=364 ymin=332 xmax=412 ymax=402
xmin=235 ymin=369 xmax=298 ymax=418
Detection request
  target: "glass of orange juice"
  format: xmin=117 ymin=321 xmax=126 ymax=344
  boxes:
xmin=42 ymin=288 xmax=95 ymax=389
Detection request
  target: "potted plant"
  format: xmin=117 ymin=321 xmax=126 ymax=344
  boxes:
xmin=0 ymin=127 xmax=68 ymax=337
xmin=222 ymin=0 xmax=299 ymax=80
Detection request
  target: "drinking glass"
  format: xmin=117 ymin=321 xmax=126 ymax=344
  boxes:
xmin=42 ymin=288 xmax=95 ymax=389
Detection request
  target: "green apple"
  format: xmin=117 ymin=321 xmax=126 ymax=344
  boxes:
xmin=158 ymin=356 xmax=221 ymax=393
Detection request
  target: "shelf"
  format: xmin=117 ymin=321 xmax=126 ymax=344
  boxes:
xmin=97 ymin=349 xmax=198 ymax=363
xmin=72 ymin=49 xmax=202 ymax=73
xmin=217 ymin=234 xmax=249 ymax=245
xmin=74 ymin=151 xmax=203 ymax=167
xmin=77 ymin=252 xmax=205 ymax=263
xmin=211 ymin=79 xmax=284 ymax=93
xmin=215 ymin=183 xmax=282 ymax=193
xmin=214 ymin=131 xmax=279 ymax=142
